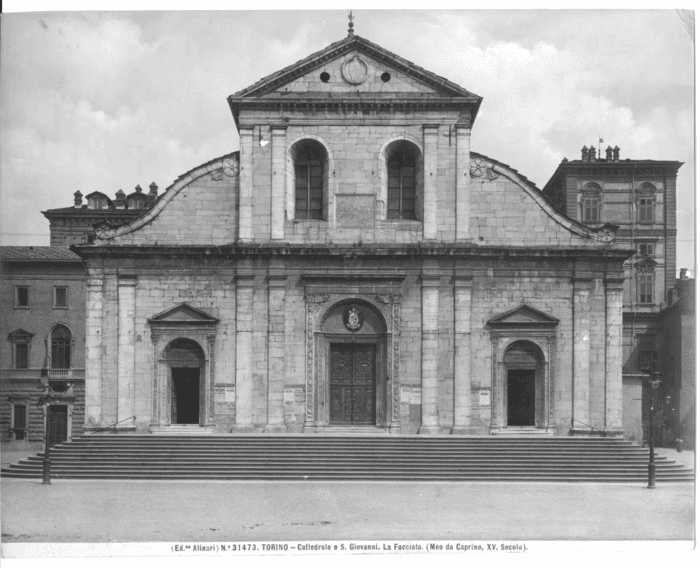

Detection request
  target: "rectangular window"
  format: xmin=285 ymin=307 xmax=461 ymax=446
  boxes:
xmin=638 ymin=273 xmax=654 ymax=304
xmin=637 ymin=243 xmax=654 ymax=257
xmin=12 ymin=404 xmax=27 ymax=440
xmin=87 ymin=233 xmax=95 ymax=244
xmin=15 ymin=286 xmax=29 ymax=308
xmin=54 ymin=286 xmax=68 ymax=308
xmin=582 ymin=197 xmax=600 ymax=223
xmin=638 ymin=197 xmax=654 ymax=223
xmin=15 ymin=344 xmax=28 ymax=369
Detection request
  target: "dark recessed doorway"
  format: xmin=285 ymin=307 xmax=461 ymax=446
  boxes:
xmin=172 ymin=367 xmax=200 ymax=425
xmin=507 ymin=370 xmax=536 ymax=426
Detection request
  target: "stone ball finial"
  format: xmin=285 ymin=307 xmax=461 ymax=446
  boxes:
xmin=348 ymin=10 xmax=354 ymax=37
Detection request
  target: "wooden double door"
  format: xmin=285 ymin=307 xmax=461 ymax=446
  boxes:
xmin=329 ymin=344 xmax=376 ymax=425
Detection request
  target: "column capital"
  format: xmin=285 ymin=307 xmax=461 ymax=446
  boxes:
xmin=270 ymin=124 xmax=288 ymax=132
xmin=422 ymin=124 xmax=440 ymax=133
xmin=267 ymin=274 xmax=288 ymax=287
xmin=235 ymin=274 xmax=256 ymax=286
xmin=421 ymin=274 xmax=441 ymax=287
xmin=238 ymin=125 xmax=255 ymax=133
xmin=117 ymin=274 xmax=137 ymax=286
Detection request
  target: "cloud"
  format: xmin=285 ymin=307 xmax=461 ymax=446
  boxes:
xmin=0 ymin=10 xmax=694 ymax=273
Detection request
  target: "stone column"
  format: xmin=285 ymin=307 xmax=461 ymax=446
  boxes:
xmin=422 ymin=125 xmax=439 ymax=241
xmin=452 ymin=273 xmax=473 ymax=434
xmin=419 ymin=272 xmax=441 ymax=434
xmin=270 ymin=125 xmax=287 ymax=240
xmin=117 ymin=275 xmax=136 ymax=427
xmin=233 ymin=272 xmax=255 ymax=431
xmin=605 ymin=277 xmax=625 ymax=432
xmin=84 ymin=272 xmax=104 ymax=428
xmin=455 ymin=124 xmax=471 ymax=241
xmin=573 ymin=278 xmax=591 ymax=429
xmin=238 ymin=125 xmax=254 ymax=242
xmin=265 ymin=265 xmax=287 ymax=432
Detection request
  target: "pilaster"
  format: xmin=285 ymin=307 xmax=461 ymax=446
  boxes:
xmin=233 ymin=271 xmax=255 ymax=431
xmin=455 ymin=124 xmax=471 ymax=241
xmin=422 ymin=124 xmax=439 ymax=241
xmin=572 ymin=278 xmax=591 ymax=430
xmin=238 ymin=126 xmax=254 ymax=242
xmin=117 ymin=274 xmax=136 ymax=429
xmin=419 ymin=269 xmax=441 ymax=435
xmin=264 ymin=262 xmax=287 ymax=432
xmin=84 ymin=272 xmax=104 ymax=427
xmin=605 ymin=277 xmax=625 ymax=433
xmin=451 ymin=272 xmax=473 ymax=435
xmin=270 ymin=125 xmax=287 ymax=240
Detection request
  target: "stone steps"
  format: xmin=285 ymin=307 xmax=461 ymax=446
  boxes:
xmin=1 ymin=436 xmax=693 ymax=482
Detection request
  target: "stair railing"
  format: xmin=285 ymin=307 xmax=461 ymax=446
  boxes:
xmin=571 ymin=420 xmax=607 ymax=436
xmin=86 ymin=416 xmax=136 ymax=435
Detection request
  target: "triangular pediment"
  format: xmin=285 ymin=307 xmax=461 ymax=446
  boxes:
xmin=634 ymin=257 xmax=658 ymax=270
xmin=8 ymin=328 xmax=34 ymax=341
xmin=488 ymin=305 xmax=559 ymax=327
xmin=148 ymin=303 xmax=219 ymax=324
xmin=231 ymin=35 xmax=481 ymax=101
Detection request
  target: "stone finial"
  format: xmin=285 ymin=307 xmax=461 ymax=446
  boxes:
xmin=581 ymin=145 xmax=588 ymax=160
xmin=605 ymin=146 xmax=613 ymax=161
xmin=147 ymin=182 xmax=158 ymax=205
xmin=613 ymin=146 xmax=620 ymax=161
xmin=135 ymin=184 xmax=143 ymax=193
xmin=348 ymin=10 xmax=354 ymax=37
xmin=74 ymin=190 xmax=83 ymax=208
xmin=587 ymin=146 xmax=596 ymax=162
xmin=114 ymin=189 xmax=126 ymax=209
xmin=680 ymin=268 xmax=688 ymax=280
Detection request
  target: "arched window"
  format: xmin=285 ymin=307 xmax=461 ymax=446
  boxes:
xmin=387 ymin=150 xmax=416 ymax=220
xmin=294 ymin=145 xmax=324 ymax=220
xmin=51 ymin=325 xmax=71 ymax=369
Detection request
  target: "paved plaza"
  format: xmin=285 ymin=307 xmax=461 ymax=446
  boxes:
xmin=1 ymin=476 xmax=694 ymax=544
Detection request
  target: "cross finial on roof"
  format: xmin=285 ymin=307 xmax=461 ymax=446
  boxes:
xmin=348 ymin=10 xmax=354 ymax=37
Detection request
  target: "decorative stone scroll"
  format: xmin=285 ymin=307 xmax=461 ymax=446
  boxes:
xmin=470 ymin=158 xmax=500 ymax=180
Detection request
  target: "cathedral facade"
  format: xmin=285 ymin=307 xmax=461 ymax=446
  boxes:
xmin=75 ymin=33 xmax=632 ymax=436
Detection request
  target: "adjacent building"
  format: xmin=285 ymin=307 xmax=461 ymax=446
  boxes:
xmin=0 ymin=247 xmax=85 ymax=445
xmin=543 ymin=147 xmax=684 ymax=443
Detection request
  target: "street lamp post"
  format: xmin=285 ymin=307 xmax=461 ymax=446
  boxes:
xmin=42 ymin=401 xmax=51 ymax=485
xmin=647 ymin=371 xmax=662 ymax=489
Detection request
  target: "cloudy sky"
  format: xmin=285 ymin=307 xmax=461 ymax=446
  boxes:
xmin=0 ymin=8 xmax=694 ymax=274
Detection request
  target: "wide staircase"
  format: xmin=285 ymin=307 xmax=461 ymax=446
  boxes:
xmin=1 ymin=435 xmax=694 ymax=482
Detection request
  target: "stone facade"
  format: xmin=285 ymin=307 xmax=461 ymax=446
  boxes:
xmin=75 ymin=33 xmax=632 ymax=437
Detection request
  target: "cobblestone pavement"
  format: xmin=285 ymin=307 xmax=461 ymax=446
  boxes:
xmin=0 ymin=478 xmax=694 ymax=545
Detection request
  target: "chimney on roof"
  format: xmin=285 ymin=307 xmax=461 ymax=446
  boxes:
xmin=605 ymin=146 xmax=613 ymax=161
xmin=613 ymin=146 xmax=620 ymax=161
xmin=74 ymin=190 xmax=83 ymax=208
xmin=581 ymin=145 xmax=588 ymax=160
xmin=114 ymin=189 xmax=126 ymax=209
xmin=147 ymin=182 xmax=158 ymax=206
xmin=680 ymin=268 xmax=688 ymax=280
xmin=587 ymin=146 xmax=596 ymax=162
xmin=135 ymin=184 xmax=143 ymax=193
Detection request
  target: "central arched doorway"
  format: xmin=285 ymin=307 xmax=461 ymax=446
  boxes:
xmin=164 ymin=339 xmax=205 ymax=425
xmin=318 ymin=299 xmax=389 ymax=428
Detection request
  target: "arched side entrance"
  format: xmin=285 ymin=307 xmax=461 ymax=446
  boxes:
xmin=491 ymin=336 xmax=554 ymax=433
xmin=304 ymin=293 xmax=401 ymax=432
xmin=503 ymin=341 xmax=544 ymax=427
xmin=164 ymin=339 xmax=205 ymax=424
